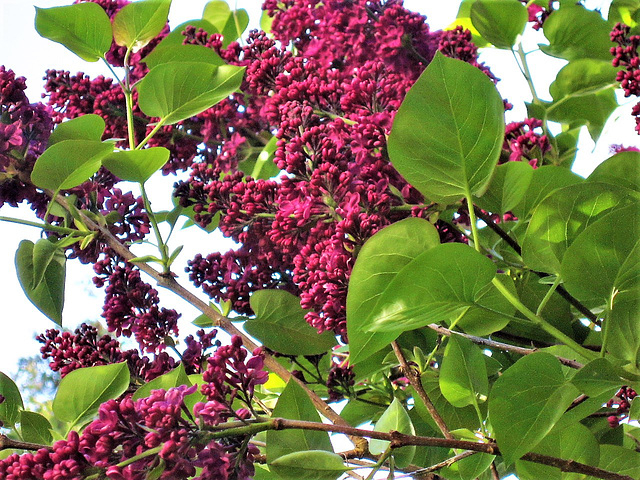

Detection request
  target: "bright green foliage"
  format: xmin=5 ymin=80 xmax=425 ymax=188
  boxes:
xmin=439 ymin=335 xmax=488 ymax=407
xmin=20 ymin=411 xmax=54 ymax=445
xmin=0 ymin=372 xmax=23 ymax=427
xmin=202 ymin=1 xmax=249 ymax=47
xmin=102 ymin=147 xmax=170 ymax=183
xmin=132 ymin=364 xmax=191 ymax=401
xmin=112 ymin=0 xmax=171 ymax=51
xmin=588 ymin=151 xmax=640 ymax=192
xmin=369 ymin=398 xmax=416 ymax=468
xmin=48 ymin=114 xmax=106 ymax=145
xmin=269 ymin=451 xmax=348 ymax=480
xmin=470 ymin=0 xmax=528 ymax=49
xmin=143 ymin=44 xmax=225 ymax=69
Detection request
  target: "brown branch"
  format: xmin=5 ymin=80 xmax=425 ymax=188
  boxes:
xmin=0 ymin=434 xmax=52 ymax=452
xmin=490 ymin=461 xmax=501 ymax=480
xmin=391 ymin=341 xmax=453 ymax=439
xmin=426 ymin=323 xmax=584 ymax=369
xmin=472 ymin=206 xmax=599 ymax=324
xmin=409 ymin=450 xmax=477 ymax=476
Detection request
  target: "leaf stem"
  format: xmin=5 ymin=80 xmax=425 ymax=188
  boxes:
xmin=0 ymin=216 xmax=91 ymax=236
xmin=136 ymin=120 xmax=166 ymax=150
xmin=116 ymin=445 xmax=162 ymax=468
xmin=536 ymin=275 xmax=562 ymax=316
xmin=139 ymin=182 xmax=169 ymax=273
xmin=364 ymin=446 xmax=392 ymax=480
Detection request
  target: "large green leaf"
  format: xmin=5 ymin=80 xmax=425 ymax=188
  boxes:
xmin=369 ymin=398 xmax=416 ymax=468
xmin=31 ymin=238 xmax=61 ymax=290
xmin=53 ymin=362 xmax=130 ymax=427
xmin=48 ymin=114 xmax=106 ymax=146
xmin=598 ymin=445 xmax=640 ymax=479
xmin=488 ymin=353 xmax=578 ymax=464
xmin=387 ymin=52 xmax=504 ymax=204
xmin=609 ymin=0 xmax=640 ymax=30
xmin=439 ymin=335 xmax=488 ymax=408
xmin=15 ymin=240 xmax=65 ymax=325
xmin=202 ymin=1 xmax=249 ymax=48
xmin=112 ymin=0 xmax=171 ymax=51
xmin=137 ymin=63 xmax=245 ymax=125
xmin=143 ymin=44 xmax=225 ymax=70
xmin=269 ymin=451 xmax=347 ymax=480
xmin=31 ymin=140 xmax=113 ymax=191
xmin=20 ymin=411 xmax=53 ymax=445
xmin=0 ymin=372 xmax=23 ymax=427
xmin=366 ymin=243 xmax=505 ymax=334
xmin=606 ymin=290 xmax=640 ymax=367
xmin=132 ymin=363 xmax=191 ymax=401
xmin=541 ymin=6 xmax=613 ymax=61
xmin=266 ymin=379 xmax=333 ymax=462
xmin=102 ymin=147 xmax=170 ymax=184
xmin=549 ymin=59 xmax=619 ymax=101
xmin=588 ymin=151 xmax=640 ymax=193
xmin=470 ymin=0 xmax=528 ymax=49
xmin=522 ymin=183 xmax=637 ymax=274
xmin=346 ymin=217 xmax=440 ymax=364
xmin=35 ymin=3 xmax=112 ymax=62
xmin=475 ymin=161 xmax=534 ymax=215
xmin=571 ymin=358 xmax=623 ymax=397
xmin=245 ymin=290 xmax=336 ymax=356
xmin=446 ymin=0 xmax=490 ymax=47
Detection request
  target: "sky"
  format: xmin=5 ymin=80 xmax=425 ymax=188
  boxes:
xmin=0 ymin=0 xmax=635 ymax=377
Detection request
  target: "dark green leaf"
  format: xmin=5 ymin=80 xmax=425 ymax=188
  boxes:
xmin=339 ymin=399 xmax=385 ymax=427
xmin=541 ymin=6 xmax=613 ymax=61
xmin=20 ymin=411 xmax=53 ymax=445
xmin=15 ymin=240 xmax=65 ymax=325
xmin=132 ymin=364 xmax=191 ymax=401
xmin=48 ymin=114 xmax=105 ymax=146
xmin=369 ymin=398 xmax=416 ymax=468
xmin=488 ymin=353 xmax=578 ymax=464
xmin=143 ymin=44 xmax=225 ymax=70
xmin=571 ymin=358 xmax=623 ymax=397
xmin=588 ymin=151 xmax=640 ymax=193
xmin=476 ymin=161 xmax=534 ymax=215
xmin=269 ymin=450 xmax=347 ymax=480
xmin=606 ymin=290 xmax=640 ymax=367
xmin=137 ymin=63 xmax=245 ymax=125
xmin=439 ymin=335 xmax=489 ymax=407
xmin=0 ymin=372 xmax=23 ymax=427
xmin=388 ymin=52 xmax=504 ymax=204
xmin=35 ymin=3 xmax=112 ymax=61
xmin=470 ymin=0 xmax=528 ymax=49
xmin=112 ymin=0 xmax=171 ymax=50
xmin=53 ymin=362 xmax=130 ymax=427
xmin=266 ymin=379 xmax=333 ymax=462
xmin=598 ymin=445 xmax=640 ymax=478
xmin=202 ymin=1 xmax=249 ymax=47
xmin=102 ymin=147 xmax=170 ymax=184
xmin=347 ymin=217 xmax=440 ymax=364
xmin=630 ymin=396 xmax=640 ymax=421
xmin=245 ymin=290 xmax=336 ymax=356
xmin=31 ymin=140 xmax=113 ymax=191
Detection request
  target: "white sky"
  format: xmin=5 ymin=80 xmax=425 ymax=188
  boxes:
xmin=0 ymin=0 xmax=635 ymax=378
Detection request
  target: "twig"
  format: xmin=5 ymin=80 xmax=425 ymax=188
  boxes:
xmin=391 ymin=341 xmax=453 ymax=439
xmin=490 ymin=461 xmax=501 ymax=480
xmin=0 ymin=434 xmax=52 ymax=452
xmin=395 ymin=450 xmax=477 ymax=478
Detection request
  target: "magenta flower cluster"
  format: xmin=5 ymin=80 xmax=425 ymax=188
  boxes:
xmin=611 ymin=22 xmax=640 ymax=134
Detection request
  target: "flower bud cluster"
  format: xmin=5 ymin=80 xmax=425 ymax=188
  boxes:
xmin=611 ymin=22 xmax=640 ymax=134
xmin=503 ymin=118 xmax=550 ymax=167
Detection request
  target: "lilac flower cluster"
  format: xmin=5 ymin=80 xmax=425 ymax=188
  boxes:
xmin=611 ymin=22 xmax=640 ymax=134
xmin=519 ymin=0 xmax=554 ymax=31
xmin=503 ymin=118 xmax=550 ymax=167
xmin=607 ymin=386 xmax=638 ymax=428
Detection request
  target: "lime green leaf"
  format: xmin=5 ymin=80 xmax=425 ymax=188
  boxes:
xmin=260 ymin=10 xmax=274 ymax=34
xmin=132 ymin=364 xmax=191 ymax=401
xmin=53 ymin=362 xmax=130 ymax=427
xmin=20 ymin=411 xmax=53 ymax=445
xmin=143 ymin=44 xmax=225 ymax=70
xmin=476 ymin=161 xmax=534 ymax=215
xmin=137 ymin=63 xmax=245 ymax=125
xmin=0 ymin=372 xmax=23 ymax=427
xmin=609 ymin=0 xmax=640 ymax=30
xmin=245 ymin=290 xmax=336 ymax=356
xmin=439 ymin=335 xmax=489 ymax=407
xmin=447 ymin=0 xmax=490 ymax=47
xmin=35 ymin=3 xmax=112 ymax=62
xmin=102 ymin=147 xmax=170 ymax=184
xmin=31 ymin=238 xmax=61 ymax=290
xmin=15 ymin=240 xmax=65 ymax=325
xmin=549 ymin=59 xmax=619 ymax=101
xmin=48 ymin=114 xmax=106 ymax=146
xmin=31 ymin=140 xmax=113 ymax=191
xmin=266 ymin=379 xmax=333 ymax=462
xmin=387 ymin=52 xmax=504 ymax=204
xmin=488 ymin=353 xmax=578 ymax=464
xmin=470 ymin=0 xmax=528 ymax=49
xmin=269 ymin=450 xmax=347 ymax=480
xmin=202 ymin=1 xmax=249 ymax=47
xmin=571 ymin=358 xmax=623 ymax=397
xmin=588 ymin=151 xmax=640 ymax=193
xmin=112 ymin=0 xmax=171 ymax=51
xmin=369 ymin=398 xmax=416 ymax=468
xmin=347 ymin=217 xmax=440 ymax=364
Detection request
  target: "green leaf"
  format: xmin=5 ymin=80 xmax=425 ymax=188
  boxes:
xmin=447 ymin=0 xmax=490 ymax=47
xmin=630 ymin=396 xmax=640 ymax=421
xmin=143 ymin=44 xmax=225 ymax=70
xmin=15 ymin=240 xmax=65 ymax=325
xmin=102 ymin=147 xmax=170 ymax=184
xmin=245 ymin=290 xmax=336 ymax=356
xmin=237 ymin=135 xmax=280 ymax=180
xmin=35 ymin=3 xmax=112 ymax=62
xmin=488 ymin=353 xmax=578 ymax=464
xmin=470 ymin=0 xmax=528 ymax=49
xmin=48 ymin=114 xmax=106 ymax=146
xmin=475 ymin=161 xmax=534 ymax=215
xmin=443 ymin=452 xmax=495 ymax=480
xmin=598 ymin=445 xmax=640 ymax=478
xmin=137 ymin=63 xmax=245 ymax=125
xmin=269 ymin=450 xmax=347 ymax=480
xmin=20 ymin=411 xmax=53 ymax=445
xmin=132 ymin=364 xmax=191 ymax=401
xmin=367 ymin=243 xmax=504 ymax=334
xmin=31 ymin=238 xmax=61 ymax=290
xmin=606 ymin=290 xmax=640 ymax=367
xmin=515 ymin=422 xmax=600 ymax=480
xmin=522 ymin=183 xmax=637 ymax=274
xmin=387 ymin=52 xmax=504 ymax=204
xmin=202 ymin=1 xmax=249 ymax=47
xmin=266 ymin=379 xmax=333 ymax=462
xmin=549 ymin=59 xmax=619 ymax=101
xmin=53 ymin=362 xmax=130 ymax=427
xmin=31 ymin=140 xmax=113 ymax=191
xmin=146 ymin=19 xmax=218 ymax=50
xmin=0 ymin=372 xmax=23 ymax=427
xmin=571 ymin=358 xmax=623 ymax=397
xmin=541 ymin=6 xmax=613 ymax=61
xmin=369 ymin=398 xmax=416 ymax=468
xmin=112 ymin=0 xmax=171 ymax=51
xmin=439 ymin=335 xmax=489 ymax=407
xmin=609 ymin=0 xmax=640 ymax=30
xmin=347 ymin=217 xmax=440 ymax=364
xmin=588 ymin=151 xmax=640 ymax=193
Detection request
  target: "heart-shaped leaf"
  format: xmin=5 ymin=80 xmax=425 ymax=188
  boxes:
xmin=112 ymin=0 xmax=171 ymax=51
xmin=202 ymin=1 xmax=249 ymax=47
xmin=470 ymin=0 xmax=528 ymax=49
xmin=0 ymin=372 xmax=23 ymax=427
xmin=588 ymin=151 xmax=640 ymax=193
xmin=439 ymin=335 xmax=489 ymax=408
xmin=48 ymin=114 xmax=105 ymax=146
xmin=142 ymin=44 xmax=225 ymax=70
xmin=102 ymin=147 xmax=170 ymax=184
xmin=369 ymin=398 xmax=416 ymax=468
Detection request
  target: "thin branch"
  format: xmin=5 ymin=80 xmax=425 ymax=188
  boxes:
xmin=0 ymin=434 xmax=52 ymax=452
xmin=426 ymin=323 xmax=583 ymax=369
xmin=395 ymin=450 xmax=477 ymax=478
xmin=490 ymin=461 xmax=501 ymax=480
xmin=391 ymin=341 xmax=453 ymax=439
